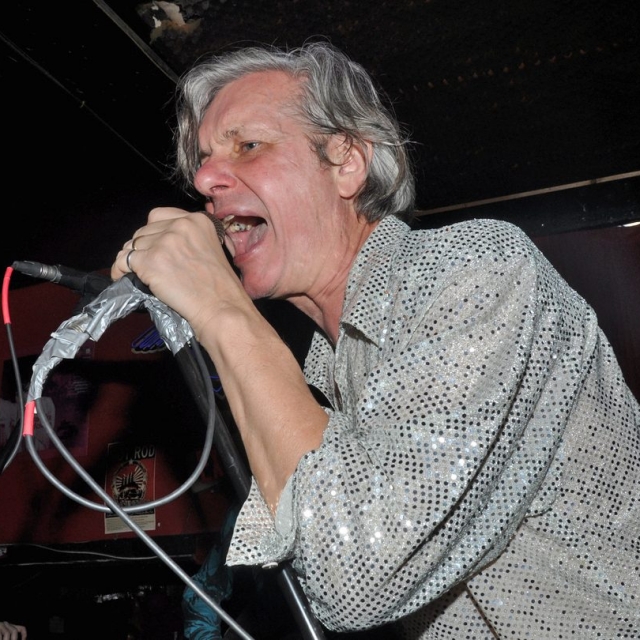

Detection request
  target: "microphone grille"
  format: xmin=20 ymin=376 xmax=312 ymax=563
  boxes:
xmin=201 ymin=212 xmax=225 ymax=244
xmin=211 ymin=216 xmax=226 ymax=244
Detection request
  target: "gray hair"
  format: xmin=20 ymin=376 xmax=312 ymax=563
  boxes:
xmin=173 ymin=41 xmax=415 ymax=222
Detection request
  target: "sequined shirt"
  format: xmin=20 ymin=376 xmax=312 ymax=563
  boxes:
xmin=226 ymin=216 xmax=640 ymax=639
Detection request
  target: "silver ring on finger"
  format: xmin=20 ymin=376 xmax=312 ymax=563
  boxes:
xmin=126 ymin=248 xmax=136 ymax=272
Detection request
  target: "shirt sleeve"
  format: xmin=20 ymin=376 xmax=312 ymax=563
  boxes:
xmin=226 ymin=224 xmax=596 ymax=632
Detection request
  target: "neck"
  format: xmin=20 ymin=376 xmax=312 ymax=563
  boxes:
xmin=288 ymin=218 xmax=378 ymax=345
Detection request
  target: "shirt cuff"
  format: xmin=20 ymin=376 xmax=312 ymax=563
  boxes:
xmin=225 ymin=474 xmax=296 ymax=568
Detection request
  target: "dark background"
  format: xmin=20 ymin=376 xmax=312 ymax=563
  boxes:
xmin=1 ymin=0 xmax=638 ymax=278
xmin=0 ymin=1 xmax=638 ymax=638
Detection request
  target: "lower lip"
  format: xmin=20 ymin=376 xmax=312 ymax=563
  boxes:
xmin=231 ymin=235 xmax=262 ymax=268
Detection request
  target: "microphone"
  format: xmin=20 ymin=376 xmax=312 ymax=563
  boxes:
xmin=12 ymin=216 xmax=225 ymax=298
xmin=12 ymin=261 xmax=112 ymax=298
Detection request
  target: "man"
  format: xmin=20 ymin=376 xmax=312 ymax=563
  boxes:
xmin=112 ymin=42 xmax=640 ymax=639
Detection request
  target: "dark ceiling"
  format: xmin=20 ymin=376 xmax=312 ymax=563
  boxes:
xmin=1 ymin=0 xmax=639 ymax=287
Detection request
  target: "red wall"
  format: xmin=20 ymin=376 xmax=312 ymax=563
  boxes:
xmin=0 ymin=279 xmax=229 ymax=545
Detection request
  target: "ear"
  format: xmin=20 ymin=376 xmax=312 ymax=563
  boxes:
xmin=329 ymin=136 xmax=372 ymax=200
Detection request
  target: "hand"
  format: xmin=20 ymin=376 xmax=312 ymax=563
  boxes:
xmin=111 ymin=207 xmax=239 ymax=335
xmin=0 ymin=621 xmax=27 ymax=639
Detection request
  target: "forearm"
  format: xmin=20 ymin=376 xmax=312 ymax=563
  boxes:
xmin=197 ymin=305 xmax=328 ymax=512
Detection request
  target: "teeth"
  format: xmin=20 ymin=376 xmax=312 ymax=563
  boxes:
xmin=230 ymin=221 xmax=252 ymax=232
xmin=223 ymin=215 xmax=254 ymax=233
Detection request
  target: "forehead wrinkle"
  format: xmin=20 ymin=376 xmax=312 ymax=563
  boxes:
xmin=198 ymin=73 xmax=304 ymax=160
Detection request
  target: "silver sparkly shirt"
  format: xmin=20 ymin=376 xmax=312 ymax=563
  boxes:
xmin=226 ymin=216 xmax=640 ymax=639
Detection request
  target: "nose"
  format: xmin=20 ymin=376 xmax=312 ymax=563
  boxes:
xmin=193 ymin=156 xmax=238 ymax=199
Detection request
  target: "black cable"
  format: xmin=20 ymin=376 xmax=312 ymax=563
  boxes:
xmin=0 ymin=322 xmax=25 ymax=473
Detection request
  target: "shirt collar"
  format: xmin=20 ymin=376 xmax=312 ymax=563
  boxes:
xmin=340 ymin=215 xmax=411 ymax=345
xmin=303 ymin=215 xmax=411 ymax=392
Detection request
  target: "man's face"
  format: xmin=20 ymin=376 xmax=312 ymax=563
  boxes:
xmin=194 ymin=70 xmax=353 ymax=302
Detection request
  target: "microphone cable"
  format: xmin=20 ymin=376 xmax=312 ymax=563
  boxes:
xmin=1 ymin=266 xmax=26 ymax=473
xmin=2 ymin=265 xmax=256 ymax=640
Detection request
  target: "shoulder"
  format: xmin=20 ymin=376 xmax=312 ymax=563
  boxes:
xmin=354 ymin=216 xmax=543 ymax=299
xmin=413 ymin=217 xmax=533 ymax=252
xmin=397 ymin=218 xmax=539 ymax=275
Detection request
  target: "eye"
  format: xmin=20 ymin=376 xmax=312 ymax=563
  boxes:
xmin=240 ymin=141 xmax=260 ymax=153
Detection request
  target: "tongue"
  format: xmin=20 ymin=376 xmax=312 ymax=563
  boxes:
xmin=243 ymin=221 xmax=267 ymax=253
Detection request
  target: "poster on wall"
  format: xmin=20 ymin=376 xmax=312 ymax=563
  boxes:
xmin=104 ymin=441 xmax=157 ymax=534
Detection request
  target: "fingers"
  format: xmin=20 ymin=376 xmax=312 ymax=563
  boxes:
xmin=110 ymin=208 xmax=226 ymax=285
xmin=147 ymin=206 xmax=192 ymax=223
xmin=110 ymin=208 xmax=190 ymax=280
xmin=111 ymin=238 xmax=141 ymax=280
xmin=125 ymin=248 xmax=136 ymax=273
xmin=122 ymin=233 xmax=145 ymax=275
xmin=0 ymin=621 xmax=27 ymax=639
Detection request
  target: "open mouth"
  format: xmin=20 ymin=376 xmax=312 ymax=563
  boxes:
xmin=223 ymin=214 xmax=264 ymax=233
xmin=221 ymin=214 xmax=269 ymax=258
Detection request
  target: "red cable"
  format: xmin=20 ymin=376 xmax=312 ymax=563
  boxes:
xmin=2 ymin=266 xmax=35 ymax=436
xmin=2 ymin=266 xmax=13 ymax=324
xmin=23 ymin=400 xmax=35 ymax=437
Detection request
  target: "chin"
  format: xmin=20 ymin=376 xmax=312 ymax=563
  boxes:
xmin=241 ymin=278 xmax=271 ymax=301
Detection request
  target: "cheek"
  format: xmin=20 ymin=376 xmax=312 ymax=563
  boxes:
xmin=246 ymin=167 xmax=302 ymax=218
xmin=250 ymin=153 xmax=335 ymax=224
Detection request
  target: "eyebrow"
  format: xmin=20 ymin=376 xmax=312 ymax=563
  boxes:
xmin=222 ymin=127 xmax=242 ymax=141
xmin=198 ymin=122 xmax=275 ymax=161
xmin=198 ymin=127 xmax=242 ymax=161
